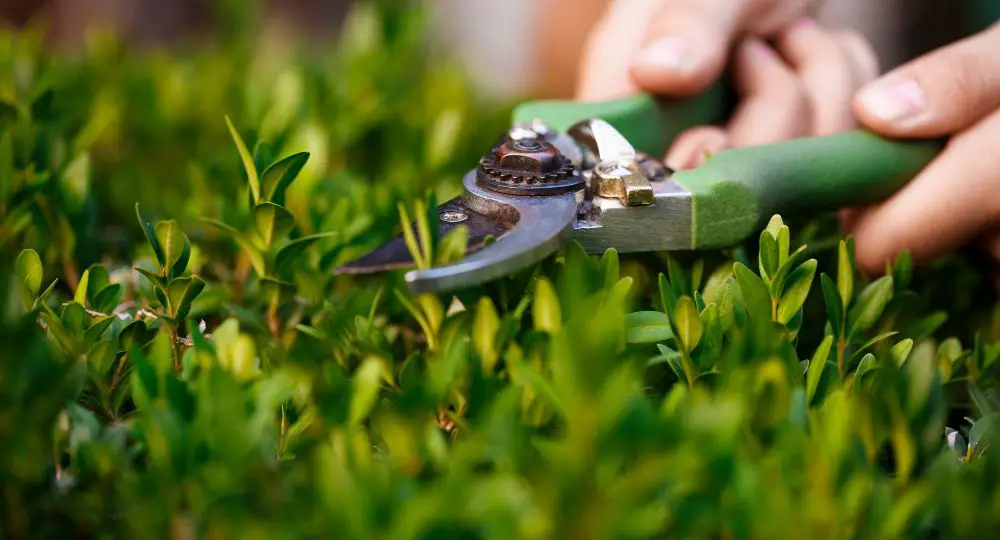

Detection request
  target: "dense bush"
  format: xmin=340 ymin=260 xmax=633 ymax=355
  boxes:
xmin=3 ymin=2 xmax=1000 ymax=538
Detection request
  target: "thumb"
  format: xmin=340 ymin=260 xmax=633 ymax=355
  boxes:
xmin=853 ymin=23 xmax=1000 ymax=137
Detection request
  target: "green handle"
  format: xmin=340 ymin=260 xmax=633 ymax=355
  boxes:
xmin=511 ymin=84 xmax=728 ymax=157
xmin=672 ymin=130 xmax=943 ymax=249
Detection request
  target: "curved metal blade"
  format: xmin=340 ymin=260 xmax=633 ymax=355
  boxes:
xmin=404 ymin=170 xmax=579 ymax=294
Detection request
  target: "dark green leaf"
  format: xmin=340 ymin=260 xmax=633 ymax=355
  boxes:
xmin=847 ymin=276 xmax=894 ymax=339
xmin=136 ymin=203 xmax=165 ymax=269
xmin=820 ymin=273 xmax=843 ymax=337
xmin=93 ymin=284 xmax=123 ymax=314
xmin=274 ymin=231 xmax=339 ymax=278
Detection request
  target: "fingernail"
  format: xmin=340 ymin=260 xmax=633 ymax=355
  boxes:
xmin=857 ymin=77 xmax=927 ymax=123
xmin=635 ymin=36 xmax=691 ymax=73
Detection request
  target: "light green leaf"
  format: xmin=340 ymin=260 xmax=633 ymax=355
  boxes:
xmin=202 ymin=218 xmax=266 ymax=277
xmin=598 ymin=248 xmax=620 ymax=290
xmin=225 ymin=115 xmax=260 ymax=203
xmin=807 ymin=335 xmax=833 ymax=403
xmin=15 ymin=249 xmax=43 ymax=297
xmin=847 ymin=276 xmax=894 ymax=338
xmin=260 ymin=151 xmax=309 ymax=203
xmin=673 ymin=296 xmax=703 ymax=353
xmin=435 ymin=225 xmax=468 ymax=266
xmin=74 ymin=269 xmax=90 ymax=306
xmin=851 ymin=331 xmax=899 ymax=363
xmin=891 ymin=338 xmax=914 ymax=366
xmin=60 ymin=152 xmax=90 ymax=212
xmin=625 ymin=311 xmax=673 ymax=344
xmin=764 ymin=214 xmax=784 ymax=239
xmin=253 ymin=202 xmax=296 ymax=248
xmin=532 ymin=277 xmax=561 ymax=333
xmin=777 ymin=259 xmax=817 ymax=324
xmin=155 ymin=220 xmax=186 ymax=275
xmin=349 ymin=356 xmax=387 ymax=426
xmin=777 ymin=225 xmax=790 ymax=267
xmin=473 ymin=297 xmax=501 ymax=374
xmin=837 ymin=239 xmax=853 ymax=307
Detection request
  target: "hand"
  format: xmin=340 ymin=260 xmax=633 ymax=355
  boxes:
xmin=576 ymin=0 xmax=878 ymax=169
xmin=844 ymin=23 xmax=1000 ymax=277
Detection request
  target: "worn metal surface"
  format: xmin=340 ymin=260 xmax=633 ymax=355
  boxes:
xmin=404 ymin=170 xmax=579 ymax=293
xmin=574 ymin=179 xmax=692 ymax=253
xmin=334 ymin=196 xmax=512 ymax=275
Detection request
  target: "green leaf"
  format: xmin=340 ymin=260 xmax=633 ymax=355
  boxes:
xmin=155 ymin=220 xmax=186 ymax=276
xmin=15 ymin=249 xmax=43 ymax=297
xmin=851 ymin=331 xmax=899 ymax=363
xmin=0 ymin=131 xmax=12 ymax=204
xmin=673 ymin=297 xmax=703 ymax=353
xmin=83 ymin=315 xmax=116 ymax=346
xmin=225 ymin=115 xmax=261 ymax=203
xmin=891 ymin=338 xmax=914 ymax=366
xmin=837 ymin=239 xmax=853 ymax=308
xmin=533 ymin=277 xmax=561 ymax=333
xmin=166 ymin=276 xmax=206 ymax=320
xmin=891 ymin=250 xmax=913 ymax=292
xmin=253 ymin=202 xmax=296 ymax=248
xmin=119 ymin=320 xmax=152 ymax=351
xmin=658 ymin=273 xmax=678 ymax=318
xmin=820 ymin=273 xmax=843 ymax=337
xmin=473 ymin=297 xmax=501 ymax=373
xmin=777 ymin=225 xmax=790 ymax=267
xmin=135 ymin=266 xmax=167 ymax=291
xmin=435 ymin=225 xmax=468 ymax=266
xmin=625 ymin=311 xmax=673 ymax=344
xmin=136 ymin=204 xmax=165 ymax=269
xmin=93 ymin=284 xmax=123 ymax=314
xmin=847 ymin=276 xmax=894 ymax=338
xmin=764 ymin=214 xmax=784 ymax=239
xmin=61 ymin=302 xmax=88 ymax=334
xmin=733 ymin=263 xmax=770 ymax=320
xmin=202 ymin=218 xmax=266 ymax=277
xmin=275 ymin=232 xmax=339 ymax=278
xmin=854 ymin=353 xmax=878 ymax=389
xmin=807 ymin=335 xmax=833 ymax=403
xmin=74 ymin=269 xmax=90 ymax=306
xmin=776 ymin=259 xmax=817 ymax=325
xmin=260 ymin=151 xmax=309 ymax=204
xmin=396 ymin=202 xmax=426 ymax=269
xmin=666 ymin=254 xmax=688 ymax=297
xmin=758 ymin=230 xmax=779 ymax=282
xmin=349 ymin=356 xmax=387 ymax=426
xmin=696 ymin=303 xmax=722 ymax=370
xmin=598 ymin=248 xmax=620 ymax=290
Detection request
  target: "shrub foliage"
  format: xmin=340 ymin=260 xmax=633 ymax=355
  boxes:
xmin=2 ymin=2 xmax=1000 ymax=539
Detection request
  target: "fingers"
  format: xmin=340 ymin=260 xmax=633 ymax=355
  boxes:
xmin=854 ymin=23 xmax=1000 ymax=137
xmin=848 ymin=107 xmax=1000 ymax=273
xmin=776 ymin=19 xmax=879 ymax=135
xmin=630 ymin=0 xmax=817 ymax=96
xmin=726 ymin=39 xmax=812 ymax=146
xmin=575 ymin=0 xmax=661 ymax=100
xmin=664 ymin=126 xmax=730 ymax=170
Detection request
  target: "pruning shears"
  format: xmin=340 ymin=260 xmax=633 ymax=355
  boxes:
xmin=336 ymin=86 xmax=941 ymax=294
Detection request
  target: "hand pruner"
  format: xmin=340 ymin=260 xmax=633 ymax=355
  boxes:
xmin=336 ymin=88 xmax=942 ymax=294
